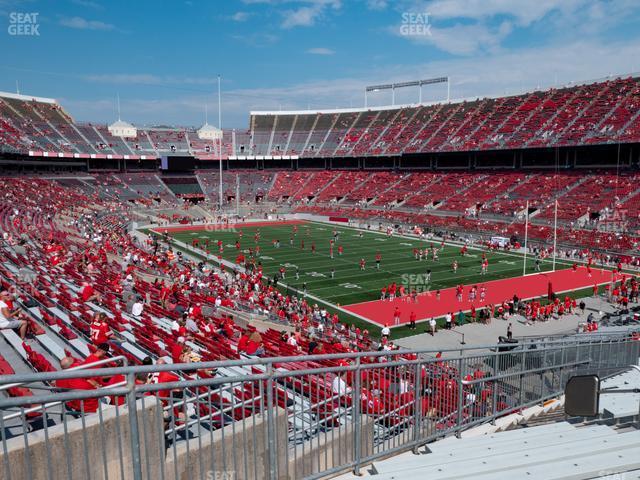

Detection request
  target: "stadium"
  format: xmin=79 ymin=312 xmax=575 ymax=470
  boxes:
xmin=1 ymin=2 xmax=640 ymax=479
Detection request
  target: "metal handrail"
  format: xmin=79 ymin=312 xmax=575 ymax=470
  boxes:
xmin=0 ymin=355 xmax=128 ymax=392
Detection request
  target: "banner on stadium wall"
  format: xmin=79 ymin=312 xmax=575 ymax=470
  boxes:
xmin=329 ymin=216 xmax=349 ymax=223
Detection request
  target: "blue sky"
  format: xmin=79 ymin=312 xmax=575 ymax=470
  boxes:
xmin=1 ymin=0 xmax=640 ymax=128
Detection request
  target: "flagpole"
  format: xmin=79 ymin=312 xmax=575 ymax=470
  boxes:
xmin=522 ymin=200 xmax=529 ymax=276
xmin=552 ymin=198 xmax=558 ymax=272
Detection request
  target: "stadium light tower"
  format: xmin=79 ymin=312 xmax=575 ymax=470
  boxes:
xmin=364 ymin=77 xmax=449 ymax=108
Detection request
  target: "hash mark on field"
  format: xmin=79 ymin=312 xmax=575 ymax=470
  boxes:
xmin=400 ymin=242 xmax=412 ymax=246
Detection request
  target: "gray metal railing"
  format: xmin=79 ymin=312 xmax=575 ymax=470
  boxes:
xmin=0 ymin=333 xmax=638 ymax=480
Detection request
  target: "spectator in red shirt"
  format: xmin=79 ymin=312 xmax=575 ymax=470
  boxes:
xmin=56 ymin=356 xmax=99 ymax=414
xmin=81 ymin=281 xmax=101 ymax=304
xmin=89 ymin=312 xmax=113 ymax=345
xmin=245 ymin=331 xmax=265 ymax=356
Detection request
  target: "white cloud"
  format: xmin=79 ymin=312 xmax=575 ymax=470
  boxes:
xmin=231 ymin=11 xmax=251 ymax=22
xmin=59 ymin=16 xmax=115 ymax=31
xmin=414 ymin=0 xmax=584 ymax=26
xmin=397 ymin=20 xmax=513 ymax=55
xmin=306 ymin=47 xmax=335 ymax=55
xmin=367 ymin=0 xmax=388 ymax=10
xmin=390 ymin=0 xmax=640 ymax=55
xmin=280 ymin=0 xmax=341 ymax=28
xmin=282 ymin=6 xmax=320 ymax=28
xmin=65 ymin=38 xmax=640 ymax=128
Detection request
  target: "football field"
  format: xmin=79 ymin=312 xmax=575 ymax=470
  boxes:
xmin=159 ymin=220 xmax=611 ymax=329
xmin=166 ymin=220 xmax=554 ymax=304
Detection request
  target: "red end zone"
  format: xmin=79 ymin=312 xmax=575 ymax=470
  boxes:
xmin=153 ymin=219 xmax=307 ymax=233
xmin=342 ymin=267 xmax=614 ymax=327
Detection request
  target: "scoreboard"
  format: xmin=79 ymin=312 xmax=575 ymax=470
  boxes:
xmin=160 ymin=155 xmax=196 ymax=171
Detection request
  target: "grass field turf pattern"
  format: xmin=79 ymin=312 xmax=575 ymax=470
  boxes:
xmin=166 ymin=220 xmax=559 ymax=308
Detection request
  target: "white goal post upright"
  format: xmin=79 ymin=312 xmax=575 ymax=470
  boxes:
xmin=218 ymin=75 xmax=223 ymax=212
xmin=552 ymin=198 xmax=558 ymax=272
xmin=522 ymin=200 xmax=529 ymax=276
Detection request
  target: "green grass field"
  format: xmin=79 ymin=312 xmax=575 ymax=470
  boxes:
xmin=167 ymin=220 xmax=557 ymax=308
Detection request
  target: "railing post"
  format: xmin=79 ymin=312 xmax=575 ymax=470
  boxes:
xmin=518 ymin=350 xmax=526 ymax=405
xmin=412 ymin=360 xmax=423 ymax=452
xmin=352 ymin=356 xmax=362 ymax=476
xmin=540 ymin=347 xmax=548 ymax=399
xmin=126 ymin=371 xmax=143 ymax=480
xmin=455 ymin=358 xmax=464 ymax=438
xmin=266 ymin=363 xmax=278 ymax=480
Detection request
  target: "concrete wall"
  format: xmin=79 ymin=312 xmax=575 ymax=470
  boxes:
xmin=165 ymin=407 xmax=289 ymax=480
xmin=1 ymin=397 xmax=163 ymax=480
xmin=286 ymin=415 xmax=375 ymax=479
xmin=2 ymin=400 xmax=372 ymax=480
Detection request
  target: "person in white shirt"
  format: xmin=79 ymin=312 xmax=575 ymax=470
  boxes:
xmin=381 ymin=324 xmax=391 ymax=337
xmin=0 ymin=291 xmax=28 ymax=339
xmin=429 ymin=317 xmax=437 ymax=336
xmin=331 ymin=374 xmax=352 ymax=396
xmin=131 ymin=300 xmax=144 ymax=317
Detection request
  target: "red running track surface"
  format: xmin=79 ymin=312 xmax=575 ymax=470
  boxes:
xmin=342 ymin=267 xmax=614 ymax=327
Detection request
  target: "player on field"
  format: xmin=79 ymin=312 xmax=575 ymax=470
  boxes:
xmin=452 ymin=260 xmax=458 ymax=273
xmin=360 ymin=258 xmax=366 ymax=270
xmin=388 ymin=283 xmax=396 ymax=301
xmin=375 ymin=252 xmax=381 ymax=269
xmin=393 ymin=306 xmax=401 ymax=325
xmin=338 ymin=245 xmax=344 ymax=256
